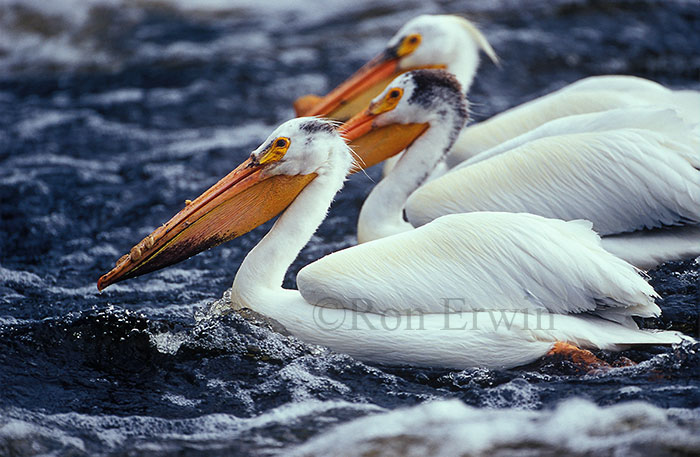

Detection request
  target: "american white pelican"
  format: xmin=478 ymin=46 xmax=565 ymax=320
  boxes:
xmin=293 ymin=14 xmax=497 ymax=121
xmin=342 ymin=70 xmax=469 ymax=242
xmin=343 ymin=70 xmax=700 ymax=269
xmin=98 ymin=117 xmax=684 ymax=369
xmin=291 ymin=14 xmax=699 ymax=176
xmin=385 ymin=75 xmax=700 ymax=178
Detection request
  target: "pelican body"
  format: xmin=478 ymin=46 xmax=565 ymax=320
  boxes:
xmin=343 ymin=70 xmax=700 ymax=269
xmin=98 ymin=118 xmax=684 ymax=369
xmin=290 ymin=15 xmax=699 ymax=181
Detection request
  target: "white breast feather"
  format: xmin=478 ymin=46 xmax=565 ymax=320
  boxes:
xmin=297 ymin=212 xmax=658 ymax=321
xmin=408 ymin=129 xmax=700 ymax=235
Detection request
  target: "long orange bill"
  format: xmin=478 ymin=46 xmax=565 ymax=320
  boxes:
xmin=294 ymin=42 xmax=446 ymax=123
xmin=341 ymin=110 xmax=429 ymax=172
xmin=295 ymin=49 xmax=401 ymax=121
xmin=97 ymin=159 xmax=316 ymax=291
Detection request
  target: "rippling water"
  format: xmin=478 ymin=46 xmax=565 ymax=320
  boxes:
xmin=1 ymin=0 xmax=699 ymax=455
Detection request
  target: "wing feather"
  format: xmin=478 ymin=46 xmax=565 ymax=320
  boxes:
xmin=450 ymin=77 xmax=700 ymax=165
xmin=297 ymin=212 xmax=658 ymax=321
xmin=450 ymin=90 xmax=643 ymax=164
xmin=460 ymin=107 xmax=700 ymax=168
xmin=408 ymin=128 xmax=700 ymax=235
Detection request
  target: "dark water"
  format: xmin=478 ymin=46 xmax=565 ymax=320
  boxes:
xmin=1 ymin=0 xmax=699 ymax=455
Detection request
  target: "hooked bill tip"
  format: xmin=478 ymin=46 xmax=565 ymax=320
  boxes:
xmin=97 ymin=274 xmax=108 ymax=292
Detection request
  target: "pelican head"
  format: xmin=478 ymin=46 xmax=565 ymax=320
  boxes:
xmin=295 ymin=14 xmax=496 ymax=121
xmin=343 ymin=69 xmax=469 ymax=170
xmin=98 ymin=118 xmax=351 ymax=290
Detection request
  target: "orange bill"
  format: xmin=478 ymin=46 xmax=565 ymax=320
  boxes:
xmin=98 ymin=159 xmax=316 ymax=290
xmin=341 ymin=109 xmax=429 ymax=172
xmin=294 ymin=48 xmax=444 ymax=122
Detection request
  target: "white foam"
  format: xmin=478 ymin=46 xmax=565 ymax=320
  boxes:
xmin=0 ymin=0 xmax=403 ymax=74
xmin=150 ymin=330 xmax=188 ymax=355
xmin=270 ymin=359 xmax=352 ymax=401
xmin=14 ymin=111 xmax=83 ymax=138
xmin=81 ymin=88 xmax=144 ymax=105
xmin=0 ymin=400 xmax=381 ymax=453
xmin=161 ymin=393 xmax=201 ymax=408
xmin=0 ymin=265 xmax=42 ymax=287
xmin=5 ymin=152 xmax=120 ymax=173
xmin=481 ymin=377 xmax=541 ymax=409
xmin=0 ymin=315 xmax=33 ymax=325
xmin=0 ymin=418 xmax=87 ymax=454
xmin=150 ymin=122 xmax=274 ymax=160
xmin=292 ymin=398 xmax=700 ymax=457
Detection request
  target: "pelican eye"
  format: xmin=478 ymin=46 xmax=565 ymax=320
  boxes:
xmin=397 ymin=33 xmax=422 ymax=57
xmin=258 ymin=136 xmax=291 ymax=165
xmin=384 ymin=87 xmax=404 ymax=105
xmin=370 ymin=87 xmax=403 ymax=115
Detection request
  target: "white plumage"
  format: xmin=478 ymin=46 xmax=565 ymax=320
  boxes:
xmin=601 ymin=225 xmax=700 ymax=270
xmin=457 ymin=106 xmax=700 ymax=168
xmin=347 ymin=18 xmax=700 ymax=177
xmin=301 ymin=213 xmax=659 ymax=322
xmin=448 ymin=75 xmax=700 ymax=167
xmin=221 ymin=118 xmax=684 ymax=369
xmin=404 ymin=108 xmax=700 ymax=269
xmin=390 ymin=14 xmax=498 ymax=94
xmin=355 ymin=71 xmax=700 ymax=269
xmin=408 ymin=123 xmax=700 ymax=235
xmin=383 ymin=73 xmax=700 ymax=175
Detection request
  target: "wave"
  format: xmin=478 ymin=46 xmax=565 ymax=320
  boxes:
xmin=1 ymin=0 xmax=618 ymax=75
xmin=292 ymin=398 xmax=700 ymax=457
xmin=0 ymin=0 xmax=412 ymax=74
xmin=0 ymin=399 xmax=381 ymax=456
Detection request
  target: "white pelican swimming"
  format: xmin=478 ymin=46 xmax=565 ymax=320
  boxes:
xmin=98 ymin=117 xmax=684 ymax=369
xmin=342 ymin=70 xmax=700 ymax=269
xmin=292 ymin=14 xmax=700 ymax=176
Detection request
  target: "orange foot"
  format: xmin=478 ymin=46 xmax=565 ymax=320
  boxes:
xmin=546 ymin=342 xmax=611 ymax=372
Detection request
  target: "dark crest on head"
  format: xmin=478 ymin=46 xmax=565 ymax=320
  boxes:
xmin=299 ymin=119 xmax=337 ymax=135
xmin=407 ymin=70 xmax=468 ymax=122
xmin=406 ymin=70 xmax=469 ymax=161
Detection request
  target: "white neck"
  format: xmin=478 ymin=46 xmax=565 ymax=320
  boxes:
xmin=446 ymin=31 xmax=481 ymax=94
xmin=448 ymin=51 xmax=479 ymax=95
xmin=231 ymin=152 xmax=349 ymax=312
xmin=357 ymin=119 xmax=457 ymax=243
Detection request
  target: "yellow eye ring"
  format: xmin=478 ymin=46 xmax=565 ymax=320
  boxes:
xmin=397 ymin=33 xmax=422 ymax=57
xmin=258 ymin=136 xmax=291 ymax=165
xmin=370 ymin=87 xmax=403 ymax=115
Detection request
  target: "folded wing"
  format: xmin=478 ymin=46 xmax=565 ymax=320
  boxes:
xmin=407 ymin=127 xmax=700 ymax=235
xmin=297 ymin=212 xmax=659 ymax=323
